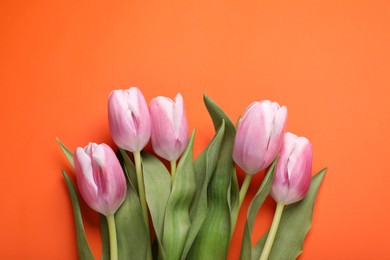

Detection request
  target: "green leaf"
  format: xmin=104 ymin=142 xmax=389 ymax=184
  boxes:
xmin=100 ymin=215 xmax=110 ymax=260
xmin=115 ymin=152 xmax=150 ymax=260
xmin=239 ymin=159 xmax=277 ymax=260
xmin=62 ymin=170 xmax=94 ymax=260
xmin=119 ymin=149 xmax=138 ymax=193
xmin=57 ymin=138 xmax=74 ymax=169
xmin=187 ymin=95 xmax=236 ymax=260
xmin=162 ymin=131 xmax=197 ymax=260
xmin=143 ymin=152 xmax=172 ymax=260
xmin=181 ymin=121 xmax=225 ymax=260
xmin=252 ymin=168 xmax=327 ymax=260
xmin=229 ymin=166 xmax=240 ymax=237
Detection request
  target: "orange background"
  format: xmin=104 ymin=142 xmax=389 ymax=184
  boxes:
xmin=1 ymin=0 xmax=389 ymax=259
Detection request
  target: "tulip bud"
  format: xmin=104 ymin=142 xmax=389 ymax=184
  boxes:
xmin=233 ymin=100 xmax=287 ymax=174
xmin=108 ymin=87 xmax=151 ymax=152
xmin=270 ymin=132 xmax=312 ymax=205
xmin=150 ymin=93 xmax=189 ymax=161
xmin=74 ymin=143 xmax=127 ymax=216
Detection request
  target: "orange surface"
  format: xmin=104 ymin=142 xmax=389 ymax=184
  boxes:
xmin=1 ymin=0 xmax=389 ymax=259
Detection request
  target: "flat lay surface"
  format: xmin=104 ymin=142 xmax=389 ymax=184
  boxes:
xmin=1 ymin=0 xmax=389 ymax=259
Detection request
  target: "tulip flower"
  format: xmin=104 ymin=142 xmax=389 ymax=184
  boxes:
xmin=270 ymin=132 xmax=313 ymax=205
xmin=74 ymin=142 xmax=127 ymax=260
xmin=233 ymin=100 xmax=288 ymax=175
xmin=233 ymin=100 xmax=287 ymax=210
xmin=150 ymin=93 xmax=188 ymax=185
xmin=150 ymin=93 xmax=189 ymax=162
xmin=108 ymin=87 xmax=151 ymax=152
xmin=74 ymin=142 xmax=126 ymax=216
xmin=260 ymin=132 xmax=313 ymax=260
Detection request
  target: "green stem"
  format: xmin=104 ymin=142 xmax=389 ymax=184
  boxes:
xmin=239 ymin=174 xmax=253 ymax=208
xmin=133 ymin=151 xmax=153 ymax=260
xmin=170 ymin=160 xmax=177 ymax=186
xmin=259 ymin=202 xmax=285 ymax=260
xmin=106 ymin=214 xmax=118 ymax=260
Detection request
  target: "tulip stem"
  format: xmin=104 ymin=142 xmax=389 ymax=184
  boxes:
xmin=106 ymin=214 xmax=118 ymax=260
xmin=170 ymin=160 xmax=177 ymax=186
xmin=239 ymin=174 xmax=253 ymax=208
xmin=259 ymin=202 xmax=285 ymax=260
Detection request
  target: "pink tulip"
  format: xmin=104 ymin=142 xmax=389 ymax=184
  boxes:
xmin=270 ymin=132 xmax=312 ymax=205
xmin=150 ymin=93 xmax=189 ymax=161
xmin=108 ymin=87 xmax=151 ymax=152
xmin=74 ymin=143 xmax=127 ymax=215
xmin=233 ymin=100 xmax=287 ymax=174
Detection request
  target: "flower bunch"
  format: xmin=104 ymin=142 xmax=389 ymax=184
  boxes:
xmin=58 ymin=87 xmax=326 ymax=260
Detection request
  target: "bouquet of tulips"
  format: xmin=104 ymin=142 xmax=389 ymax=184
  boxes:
xmin=58 ymin=87 xmax=326 ymax=260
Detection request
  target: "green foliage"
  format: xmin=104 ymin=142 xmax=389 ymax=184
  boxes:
xmin=57 ymin=138 xmax=74 ymax=169
xmin=143 ymin=152 xmax=172 ymax=260
xmin=186 ymin=95 xmax=236 ymax=260
xmin=181 ymin=121 xmax=225 ymax=260
xmin=119 ymin=149 xmax=138 ymax=193
xmin=62 ymin=171 xmax=94 ymax=260
xmin=115 ymin=151 xmax=151 ymax=260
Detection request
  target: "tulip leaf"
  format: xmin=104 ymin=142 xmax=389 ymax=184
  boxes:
xmin=162 ymin=131 xmax=196 ymax=260
xmin=115 ymin=151 xmax=150 ymax=260
xmin=142 ymin=151 xmax=172 ymax=260
xmin=229 ymin=166 xmax=240 ymax=237
xmin=187 ymin=95 xmax=236 ymax=260
xmin=239 ymin=158 xmax=277 ymax=260
xmin=57 ymin=138 xmax=75 ymax=169
xmin=62 ymin=170 xmax=94 ymax=260
xmin=119 ymin=149 xmax=138 ymax=193
xmin=252 ymin=168 xmax=327 ymax=260
xmin=100 ymin=215 xmax=110 ymax=260
xmin=181 ymin=121 xmax=225 ymax=260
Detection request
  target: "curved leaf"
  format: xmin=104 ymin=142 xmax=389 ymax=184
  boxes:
xmin=252 ymin=168 xmax=327 ymax=260
xmin=229 ymin=166 xmax=240 ymax=237
xmin=115 ymin=151 xmax=150 ymax=260
xmin=181 ymin=121 xmax=225 ymax=260
xmin=187 ymin=95 xmax=236 ymax=260
xmin=143 ymin=152 xmax=172 ymax=260
xmin=57 ymin=138 xmax=74 ymax=169
xmin=119 ymin=149 xmax=138 ymax=193
xmin=62 ymin=170 xmax=94 ymax=260
xmin=162 ymin=131 xmax=196 ymax=260
xmin=100 ymin=215 xmax=110 ymax=260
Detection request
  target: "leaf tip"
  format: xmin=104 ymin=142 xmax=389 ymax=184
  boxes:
xmin=62 ymin=169 xmax=69 ymax=179
xmin=316 ymin=167 xmax=328 ymax=179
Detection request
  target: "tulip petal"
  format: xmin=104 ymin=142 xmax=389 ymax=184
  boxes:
xmin=263 ymin=105 xmax=288 ymax=167
xmin=75 ymin=147 xmax=97 ymax=197
xmin=127 ymin=88 xmax=141 ymax=117
xmin=173 ymin=94 xmax=184 ymax=136
xmin=285 ymin=139 xmax=312 ymax=204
